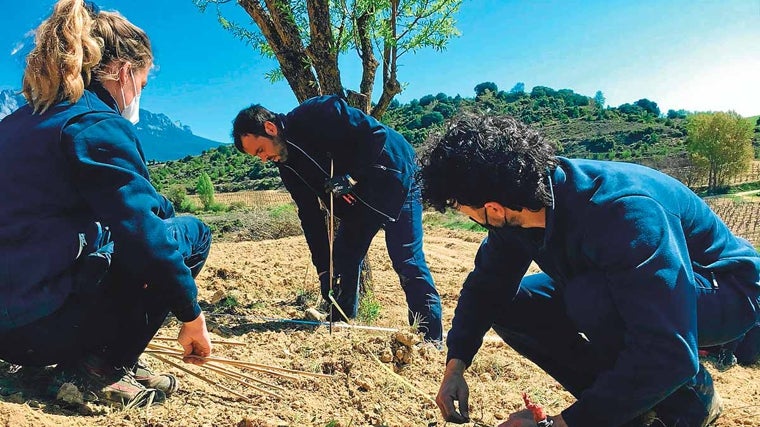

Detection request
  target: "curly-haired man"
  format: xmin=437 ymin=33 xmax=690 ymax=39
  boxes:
xmin=419 ymin=113 xmax=760 ymax=427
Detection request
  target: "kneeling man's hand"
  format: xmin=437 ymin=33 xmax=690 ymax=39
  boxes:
xmin=436 ymin=358 xmax=470 ymax=423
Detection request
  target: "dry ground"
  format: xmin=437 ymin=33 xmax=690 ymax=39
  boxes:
xmin=1 ymin=226 xmax=758 ymax=426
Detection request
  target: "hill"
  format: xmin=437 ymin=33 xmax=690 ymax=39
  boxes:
xmin=149 ymin=84 xmax=694 ymax=192
xmin=0 ymin=89 xmax=222 ymax=162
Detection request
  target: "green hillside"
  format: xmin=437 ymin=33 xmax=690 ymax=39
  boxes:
xmin=149 ymin=144 xmax=280 ymax=193
xmin=149 ymin=84 xmax=756 ymax=192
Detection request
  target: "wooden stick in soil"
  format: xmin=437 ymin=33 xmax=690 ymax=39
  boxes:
xmin=151 ymin=336 xmax=246 ymax=346
xmin=146 ymin=343 xmax=330 ymax=379
xmin=144 ymin=348 xmax=303 ymax=380
xmin=213 ymin=358 xmax=333 ymax=379
xmin=200 ymin=362 xmax=282 ymax=399
xmin=146 ymin=350 xmax=285 ymax=397
xmin=147 ymin=353 xmax=251 ymax=402
xmin=204 ymin=361 xmax=287 ymax=392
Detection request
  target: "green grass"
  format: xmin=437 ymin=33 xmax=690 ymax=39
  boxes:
xmin=357 ymin=288 xmax=381 ymax=324
xmin=422 ymin=210 xmax=485 ymax=232
xmin=268 ymin=202 xmax=297 ymax=217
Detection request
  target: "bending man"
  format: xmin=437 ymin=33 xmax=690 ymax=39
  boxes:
xmin=231 ymin=96 xmax=442 ymax=342
xmin=419 ymin=113 xmax=760 ymax=426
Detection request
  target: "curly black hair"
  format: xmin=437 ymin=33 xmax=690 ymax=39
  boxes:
xmin=418 ymin=113 xmax=558 ymax=212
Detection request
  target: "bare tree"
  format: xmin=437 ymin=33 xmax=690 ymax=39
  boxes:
xmin=194 ymin=0 xmax=462 ymax=116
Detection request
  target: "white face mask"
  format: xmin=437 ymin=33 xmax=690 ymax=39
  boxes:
xmin=119 ymin=69 xmax=141 ymax=124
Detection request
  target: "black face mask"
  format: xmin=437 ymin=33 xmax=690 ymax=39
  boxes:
xmin=469 ymin=207 xmax=499 ymax=231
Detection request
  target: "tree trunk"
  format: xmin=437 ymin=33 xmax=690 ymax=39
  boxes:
xmin=305 ymin=0 xmax=344 ymax=97
xmin=239 ymin=0 xmax=320 ymax=102
xmin=371 ymin=0 xmax=402 ymax=118
xmin=352 ymin=8 xmax=378 ymax=114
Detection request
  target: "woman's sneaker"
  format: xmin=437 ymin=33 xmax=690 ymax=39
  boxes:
xmin=52 ymin=355 xmax=165 ymax=408
xmin=132 ymin=358 xmax=179 ymax=396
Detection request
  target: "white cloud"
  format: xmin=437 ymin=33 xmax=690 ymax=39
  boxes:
xmin=10 ymin=30 xmax=35 ymax=57
xmin=10 ymin=42 xmax=24 ymax=56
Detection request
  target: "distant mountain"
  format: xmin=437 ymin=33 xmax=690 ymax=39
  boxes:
xmin=134 ymin=109 xmax=222 ymax=161
xmin=0 ymin=89 xmax=25 ymax=118
xmin=0 ymin=89 xmax=221 ymax=161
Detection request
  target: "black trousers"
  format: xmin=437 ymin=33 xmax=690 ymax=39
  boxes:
xmin=0 ymin=216 xmax=211 ymax=368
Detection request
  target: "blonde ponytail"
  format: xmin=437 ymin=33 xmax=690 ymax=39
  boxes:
xmin=22 ymin=0 xmax=101 ymax=113
xmin=21 ymin=0 xmax=152 ymax=114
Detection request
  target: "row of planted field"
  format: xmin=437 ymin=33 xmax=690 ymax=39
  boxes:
xmin=188 ymin=189 xmax=294 ymax=208
xmin=705 ymin=196 xmax=760 ymax=247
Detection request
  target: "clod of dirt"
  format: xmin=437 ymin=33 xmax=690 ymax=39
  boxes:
xmin=387 ymin=331 xmax=420 ymax=366
xmin=378 ymin=348 xmax=394 ymax=363
xmin=393 ymin=330 xmax=421 ymax=347
xmin=354 ymin=376 xmax=374 ymax=391
xmin=56 ymin=383 xmax=83 ymax=405
xmin=321 ymin=359 xmax=353 ymax=375
xmin=304 ymin=307 xmax=326 ymax=322
xmin=237 ymin=418 xmax=273 ymax=427
xmin=210 ymin=289 xmax=227 ymax=304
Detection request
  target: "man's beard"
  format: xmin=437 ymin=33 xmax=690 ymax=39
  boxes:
xmin=273 ymin=136 xmax=289 ymax=162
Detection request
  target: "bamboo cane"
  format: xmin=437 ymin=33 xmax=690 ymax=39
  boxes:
xmin=146 ymin=342 xmax=330 ymax=378
xmin=145 ymin=347 xmax=317 ymax=380
xmin=151 ymin=336 xmax=245 ymax=346
xmin=204 ymin=361 xmax=287 ymax=392
xmin=200 ymin=362 xmax=281 ymax=398
xmin=147 ymin=353 xmax=251 ymax=402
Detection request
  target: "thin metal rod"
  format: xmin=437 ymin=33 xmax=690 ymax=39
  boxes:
xmin=201 ymin=313 xmax=504 ymax=342
xmin=329 ymin=157 xmax=334 ymax=334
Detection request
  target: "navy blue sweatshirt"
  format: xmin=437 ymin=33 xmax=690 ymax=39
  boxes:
xmin=275 ymin=95 xmax=416 ymax=274
xmin=446 ymin=157 xmax=760 ymax=426
xmin=0 ymin=87 xmax=201 ymax=331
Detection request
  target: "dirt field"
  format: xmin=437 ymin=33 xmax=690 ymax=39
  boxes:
xmin=1 ymin=226 xmax=758 ymax=426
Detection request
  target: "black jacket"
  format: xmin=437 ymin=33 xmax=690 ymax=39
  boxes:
xmin=276 ymin=95 xmax=416 ymax=273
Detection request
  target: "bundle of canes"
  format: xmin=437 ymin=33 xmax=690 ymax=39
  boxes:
xmin=145 ymin=339 xmax=332 ymax=402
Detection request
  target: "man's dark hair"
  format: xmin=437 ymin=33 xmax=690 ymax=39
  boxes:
xmin=231 ymin=104 xmax=277 ymax=152
xmin=418 ymin=113 xmax=558 ymax=212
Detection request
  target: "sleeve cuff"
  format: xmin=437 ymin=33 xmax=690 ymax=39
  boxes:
xmin=445 ymin=349 xmax=475 ymax=368
xmin=173 ymin=301 xmax=202 ymax=323
xmin=561 ymin=401 xmax=604 ymax=427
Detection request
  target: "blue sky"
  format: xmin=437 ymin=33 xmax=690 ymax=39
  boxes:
xmin=1 ymin=0 xmax=758 ymax=143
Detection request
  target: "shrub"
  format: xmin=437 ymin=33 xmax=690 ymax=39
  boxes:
xmin=196 ymin=172 xmax=215 ymax=209
xmin=165 ymin=184 xmax=189 ymax=210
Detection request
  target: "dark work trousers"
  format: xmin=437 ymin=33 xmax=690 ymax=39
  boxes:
xmin=491 ymin=271 xmax=760 ymax=427
xmin=330 ymin=182 xmax=443 ymax=341
xmin=0 ymin=216 xmax=211 ymax=368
